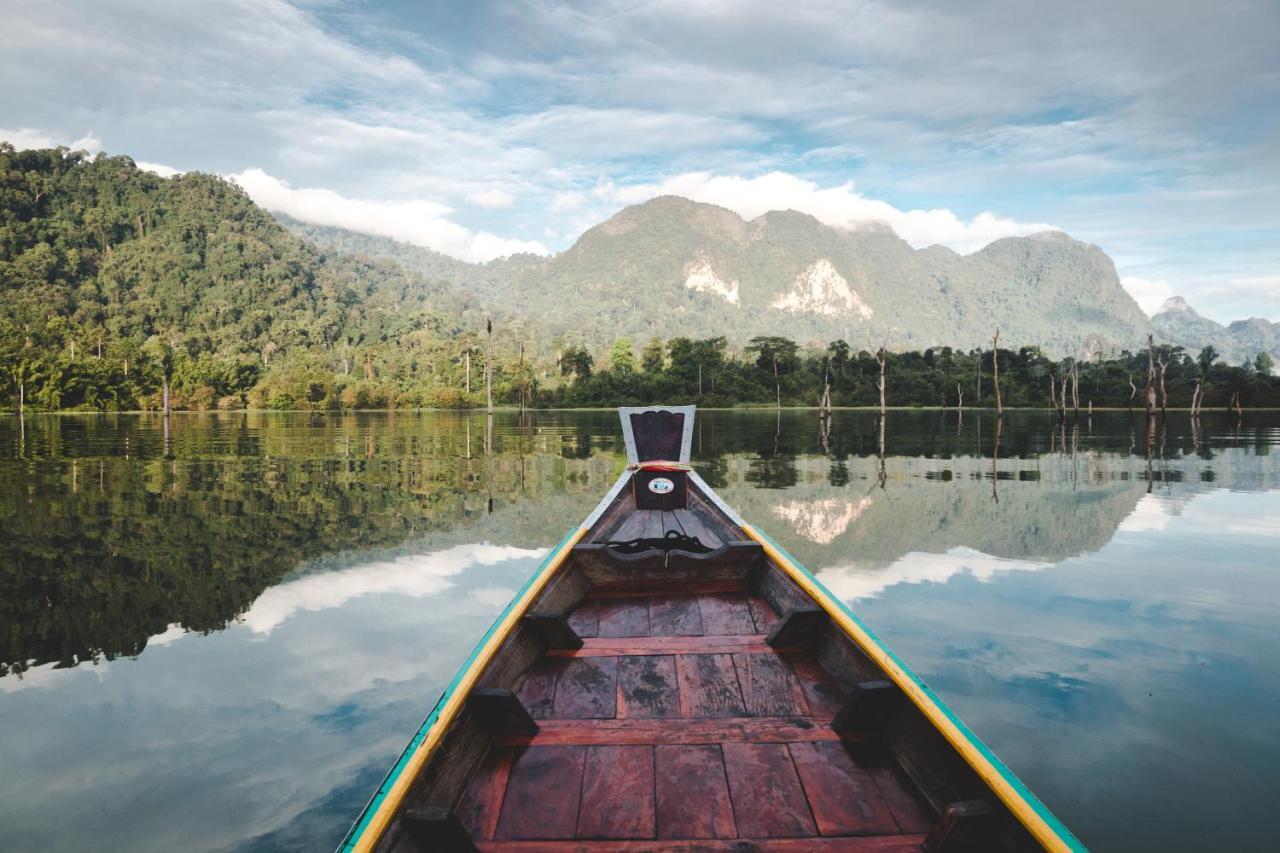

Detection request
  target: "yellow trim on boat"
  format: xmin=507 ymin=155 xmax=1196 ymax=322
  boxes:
xmin=351 ymin=525 xmax=588 ymax=853
xmin=741 ymin=522 xmax=1073 ymax=853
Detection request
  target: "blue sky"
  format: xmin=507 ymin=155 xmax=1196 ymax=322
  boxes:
xmin=1 ymin=0 xmax=1277 ymax=321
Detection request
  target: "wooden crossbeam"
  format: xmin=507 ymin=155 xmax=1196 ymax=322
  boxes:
xmin=831 ymin=680 xmax=902 ymax=735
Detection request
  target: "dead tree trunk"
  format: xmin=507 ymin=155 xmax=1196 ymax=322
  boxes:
xmin=18 ymin=380 xmax=24 ymax=416
xmin=1127 ymin=374 xmax=1135 ymax=414
xmin=364 ymin=353 xmax=374 ymax=382
xmin=956 ymin=383 xmax=964 ymax=410
xmin=464 ymin=349 xmax=471 ymax=396
xmin=876 ymin=413 xmax=887 ymax=490
xmin=485 ymin=318 xmax=493 ymax=415
xmin=1157 ymin=357 xmax=1168 ymax=416
xmin=518 ymin=341 xmax=526 ymax=413
xmin=876 ymin=347 xmax=887 ymax=415
xmin=1191 ymin=377 xmax=1203 ymax=415
xmin=975 ymin=351 xmax=982 ymax=404
xmin=162 ymin=374 xmax=170 ymax=417
xmin=991 ymin=329 xmax=1002 ymax=416
xmin=773 ymin=358 xmax=780 ymax=410
xmin=1144 ymin=335 xmax=1158 ymax=416
xmin=1049 ymin=374 xmax=1057 ymax=410
xmin=1071 ymin=363 xmax=1080 ymax=418
xmin=991 ymin=415 xmax=1002 ymax=504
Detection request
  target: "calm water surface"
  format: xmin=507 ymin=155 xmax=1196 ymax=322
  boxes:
xmin=1 ymin=410 xmax=1277 ymax=852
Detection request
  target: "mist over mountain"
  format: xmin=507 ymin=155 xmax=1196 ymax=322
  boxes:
xmin=289 ymin=196 xmax=1153 ymax=356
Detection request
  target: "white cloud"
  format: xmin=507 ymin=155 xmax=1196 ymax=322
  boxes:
xmin=137 ymin=160 xmax=180 ymax=177
xmin=1121 ymin=275 xmax=1177 ymax=316
xmin=237 ymin=543 xmax=548 ymax=635
xmin=600 ymin=171 xmax=1057 ymax=253
xmin=227 ymin=168 xmax=548 ymax=262
xmin=1117 ymin=494 xmax=1176 ymax=533
xmin=550 ymin=190 xmax=587 ymax=212
xmin=466 ymin=187 xmax=515 ymax=209
xmin=1 ymin=127 xmax=101 ymax=154
xmin=1204 ymin=275 xmax=1280 ymax=310
xmin=815 ymin=546 xmax=1054 ymax=602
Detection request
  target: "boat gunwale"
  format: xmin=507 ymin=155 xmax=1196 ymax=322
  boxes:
xmin=337 ymin=524 xmax=589 ymax=852
xmin=741 ymin=521 xmax=1086 ymax=853
xmin=339 ymin=407 xmax=1084 ymax=853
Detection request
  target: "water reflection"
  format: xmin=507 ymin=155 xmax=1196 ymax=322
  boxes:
xmin=0 ymin=410 xmax=1278 ymax=852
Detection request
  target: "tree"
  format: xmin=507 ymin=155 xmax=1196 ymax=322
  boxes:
xmin=1198 ymin=346 xmax=1219 ymax=374
xmin=1257 ymin=352 xmax=1275 ymax=376
xmin=641 ymin=337 xmax=665 ymax=373
xmin=746 ymin=336 xmax=799 ymax=408
xmin=560 ymin=345 xmax=594 ymax=380
xmin=608 ymin=338 xmax=635 ymax=373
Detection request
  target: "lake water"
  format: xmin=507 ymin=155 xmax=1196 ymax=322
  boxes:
xmin=1 ymin=410 xmax=1277 ymax=852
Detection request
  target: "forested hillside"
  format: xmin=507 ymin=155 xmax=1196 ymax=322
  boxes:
xmin=0 ymin=145 xmax=538 ymax=411
xmin=2 ymin=146 xmax=1276 ymax=412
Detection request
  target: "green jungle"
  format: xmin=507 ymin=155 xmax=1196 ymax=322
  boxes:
xmin=3 ymin=144 xmax=1278 ymax=413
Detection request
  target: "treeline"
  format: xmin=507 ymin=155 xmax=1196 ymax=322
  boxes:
xmin=3 ymin=144 xmax=1278 ymax=413
xmin=549 ymin=336 xmax=1280 ymax=410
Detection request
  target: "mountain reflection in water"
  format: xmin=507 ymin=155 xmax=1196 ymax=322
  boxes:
xmin=0 ymin=410 xmax=1277 ymax=853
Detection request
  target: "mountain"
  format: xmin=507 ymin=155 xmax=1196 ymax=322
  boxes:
xmin=1151 ymin=296 xmax=1280 ymax=366
xmin=289 ymin=196 xmax=1153 ymax=355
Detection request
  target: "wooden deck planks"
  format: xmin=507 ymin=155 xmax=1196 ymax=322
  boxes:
xmin=721 ymin=742 xmax=818 ymax=838
xmin=551 ymin=657 xmax=618 ymax=719
xmin=455 ymin=747 xmax=514 ymax=841
xmin=577 ymin=745 xmax=656 ymax=839
xmin=610 ymin=510 xmax=650 ymax=542
xmin=494 ymin=746 xmax=586 ymax=840
xmin=648 ymin=595 xmax=704 ymax=636
xmin=472 ymin=587 xmax=935 ymax=849
xmin=734 ymin=652 xmax=811 ymax=717
xmin=676 ymin=653 xmax=747 ymax=718
xmin=748 ymin=594 xmax=781 ymax=633
xmin=654 ymin=745 xmax=736 ymax=840
xmin=567 ymin=599 xmax=600 ymax=638
xmin=595 ymin=598 xmax=651 ymax=638
xmin=698 ymin=593 xmax=757 ymax=635
xmin=784 ymin=653 xmax=848 ymax=718
xmin=516 ymin=659 xmax=564 ymax=720
xmin=789 ymin=741 xmax=899 ymax=836
xmin=641 ymin=511 xmax=665 ymax=540
xmin=672 ymin=506 xmax=725 ymax=549
xmin=617 ymin=655 xmax=680 ymax=719
xmin=476 ymin=836 xmax=929 ymax=851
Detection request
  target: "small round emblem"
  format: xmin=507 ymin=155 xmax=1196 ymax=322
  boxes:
xmin=648 ymin=477 xmax=675 ymax=494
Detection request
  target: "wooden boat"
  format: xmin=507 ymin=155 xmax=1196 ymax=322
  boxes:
xmin=340 ymin=406 xmax=1084 ymax=852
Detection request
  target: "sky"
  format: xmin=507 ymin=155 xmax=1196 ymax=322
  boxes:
xmin=1 ymin=0 xmax=1277 ymax=322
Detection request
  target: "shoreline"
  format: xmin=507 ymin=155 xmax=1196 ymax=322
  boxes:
xmin=5 ymin=405 xmax=1278 ymax=416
